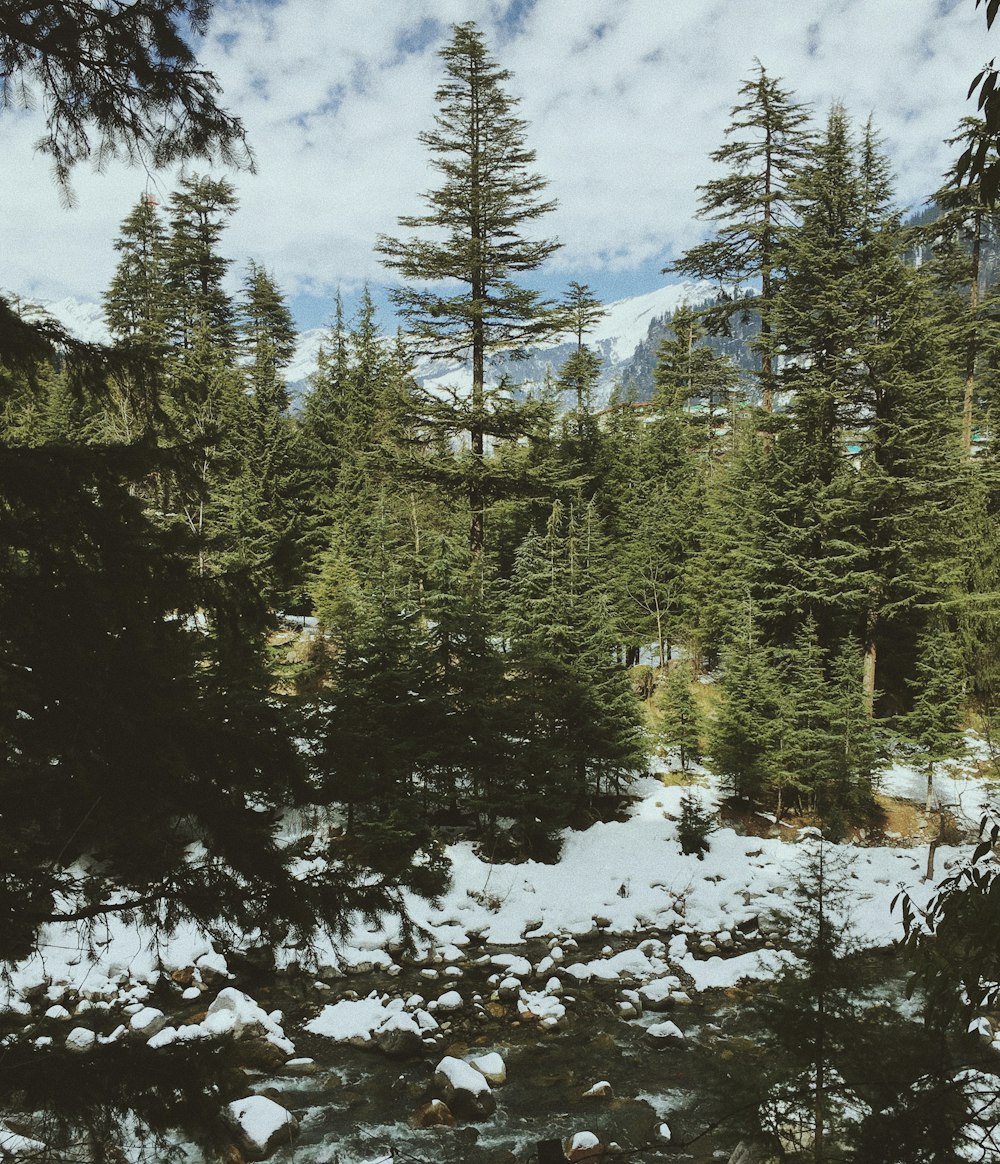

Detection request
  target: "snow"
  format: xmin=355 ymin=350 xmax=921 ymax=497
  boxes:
xmin=4 ymin=750 xmax=984 ymax=1041
xmin=305 ymin=993 xmax=438 ymax=1045
xmin=225 ymin=1095 xmax=296 ymax=1156
xmin=434 ymin=1055 xmax=491 ymax=1096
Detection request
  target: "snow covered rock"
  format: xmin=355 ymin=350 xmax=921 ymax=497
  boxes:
xmin=435 ymin=990 xmax=464 ymax=1012
xmin=129 ymin=1007 xmax=166 ymax=1037
xmin=637 ymin=976 xmax=682 ymax=1011
xmin=372 ymin=1010 xmax=424 ymax=1057
xmin=434 ymin=1055 xmax=496 ymax=1118
xmin=564 ymin=1130 xmax=605 ymax=1161
xmin=65 ymin=1027 xmax=96 ymax=1053
xmin=469 ymin=1051 xmax=506 ymax=1086
xmin=582 ymin=1080 xmax=613 ymax=1098
xmin=646 ymin=1019 xmax=684 ymax=1042
xmin=411 ymin=1099 xmax=456 ymax=1128
xmin=224 ymin=1095 xmax=297 ymax=1161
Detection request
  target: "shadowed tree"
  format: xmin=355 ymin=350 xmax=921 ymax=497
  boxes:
xmin=0 ymin=0 xmax=252 ymax=195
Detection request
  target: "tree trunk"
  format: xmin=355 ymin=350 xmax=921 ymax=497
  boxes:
xmin=861 ymin=633 xmax=875 ymax=712
xmin=963 ymin=213 xmax=981 ymax=458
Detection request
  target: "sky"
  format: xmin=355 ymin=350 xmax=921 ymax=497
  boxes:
xmin=0 ymin=0 xmax=993 ymax=333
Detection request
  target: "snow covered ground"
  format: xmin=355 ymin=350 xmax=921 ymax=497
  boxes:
xmin=3 ymin=745 xmax=992 ymax=1023
xmin=2 ymin=743 xmax=998 ymax=1160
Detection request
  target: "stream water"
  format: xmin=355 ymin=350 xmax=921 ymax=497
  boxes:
xmin=232 ymin=940 xmax=919 ymax=1164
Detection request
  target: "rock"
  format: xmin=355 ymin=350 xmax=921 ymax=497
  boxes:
xmin=126 ymin=1005 xmax=164 ymax=1042
xmin=373 ymin=1012 xmax=424 ymax=1057
xmin=497 ymin=977 xmax=521 ymax=1000
xmin=170 ymin=966 xmax=196 ymax=988
xmin=582 ymin=1080 xmax=613 ymax=1099
xmin=469 ymin=1052 xmax=506 ymax=1086
xmin=411 ymin=1099 xmax=456 ymax=1128
xmin=646 ymin=1019 xmax=684 ymax=1042
xmin=657 ymin=1122 xmax=672 ymax=1141
xmin=564 ymin=1130 xmax=605 ymax=1161
xmin=196 ymin=950 xmax=231 ymax=985
xmin=637 ymin=979 xmax=678 ymax=1012
xmin=225 ymin=1095 xmax=297 ymax=1161
xmin=65 ymin=1027 xmax=96 ymax=1053
xmin=282 ymin=1058 xmax=320 ymax=1075
xmin=491 ymin=954 xmax=532 ymax=978
xmin=436 ymin=991 xmax=464 ymax=1012
xmin=485 ymin=1001 xmax=506 ymax=1019
xmin=235 ymin=1036 xmax=289 ymax=1072
xmin=44 ymin=1005 xmax=71 ymax=1021
xmin=434 ymin=1055 xmax=496 ymax=1118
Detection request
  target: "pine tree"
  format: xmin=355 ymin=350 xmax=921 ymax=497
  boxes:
xmin=922 ymin=118 xmax=1000 ymax=455
xmin=677 ymin=789 xmax=716 ymax=858
xmin=216 ymin=263 xmax=304 ymax=611
xmin=671 ymin=61 xmax=812 ymax=410
xmin=710 ymin=609 xmax=782 ymax=802
xmin=376 ymin=21 xmax=561 ymax=554
xmin=754 ymin=836 xmax=868 ymax=1161
xmin=102 ymin=193 xmax=169 ymax=438
xmin=657 ymin=659 xmax=703 ymax=771
xmin=0 ymin=1 xmax=251 ymax=192
xmin=902 ymin=618 xmax=968 ymax=811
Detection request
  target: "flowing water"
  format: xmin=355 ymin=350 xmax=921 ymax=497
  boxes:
xmin=237 ymin=941 xmax=917 ymax=1164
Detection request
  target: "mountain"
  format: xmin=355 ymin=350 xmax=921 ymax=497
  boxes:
xmin=415 ymin=279 xmax=717 ymax=405
xmin=35 ymin=280 xmax=720 ymax=404
xmin=15 ymin=295 xmax=111 ymax=345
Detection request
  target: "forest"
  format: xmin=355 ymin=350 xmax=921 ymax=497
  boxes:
xmin=2 ymin=4 xmax=1000 ymax=1162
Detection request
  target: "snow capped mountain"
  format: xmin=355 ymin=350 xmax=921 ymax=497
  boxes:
xmin=21 ymin=295 xmax=111 ymax=344
xmin=32 ymin=279 xmax=718 ymax=404
xmin=583 ymin=280 xmax=715 ymax=364
xmin=416 ymin=279 xmax=716 ymax=404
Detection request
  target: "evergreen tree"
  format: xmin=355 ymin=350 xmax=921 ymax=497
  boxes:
xmin=923 ymin=118 xmax=1000 ymax=454
xmin=0 ymin=1 xmax=251 ymax=191
xmin=677 ymin=789 xmax=716 ymax=858
xmin=671 ymin=61 xmax=812 ymax=410
xmin=710 ymin=608 xmax=782 ymax=802
xmin=102 ymin=193 xmax=169 ymax=438
xmin=754 ymin=836 xmax=869 ymax=1161
xmin=377 ymin=21 xmax=562 ymax=554
xmin=216 ymin=263 xmax=304 ymax=610
xmin=657 ymin=659 xmax=703 ymax=771
xmin=901 ymin=618 xmax=968 ymax=811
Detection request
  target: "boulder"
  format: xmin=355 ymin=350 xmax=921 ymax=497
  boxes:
xmin=373 ymin=1011 xmax=424 ymax=1057
xmin=434 ymin=1055 xmax=496 ymax=1118
xmin=65 ymin=1027 xmax=96 ymax=1053
xmin=582 ymin=1080 xmax=613 ymax=1099
xmin=225 ymin=1095 xmax=297 ymax=1161
xmin=564 ymin=1130 xmax=605 ymax=1161
xmin=411 ymin=1099 xmax=456 ymax=1128
xmin=129 ymin=1007 xmax=167 ymax=1038
xmin=469 ymin=1051 xmax=506 ymax=1086
xmin=646 ymin=1019 xmax=684 ymax=1043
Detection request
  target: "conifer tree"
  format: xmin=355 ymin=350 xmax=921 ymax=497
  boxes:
xmin=671 ymin=61 xmax=812 ymax=409
xmin=377 ymin=21 xmax=561 ymax=554
xmin=922 ymin=118 xmax=1000 ymax=455
xmin=902 ymin=618 xmax=968 ymax=811
xmin=657 ymin=659 xmax=703 ymax=771
xmin=102 ymin=193 xmax=169 ymax=437
xmin=216 ymin=263 xmax=304 ymax=610
xmin=710 ymin=609 xmax=782 ymax=802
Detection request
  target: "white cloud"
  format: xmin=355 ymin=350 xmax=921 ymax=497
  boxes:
xmin=0 ymin=0 xmax=989 ymax=321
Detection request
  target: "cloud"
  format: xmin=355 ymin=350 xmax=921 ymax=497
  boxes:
xmin=0 ymin=0 xmax=989 ymax=324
